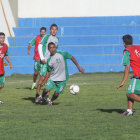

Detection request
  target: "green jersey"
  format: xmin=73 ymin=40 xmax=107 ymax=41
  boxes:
xmin=122 ymin=51 xmax=130 ymax=66
xmin=39 ymin=35 xmax=59 ymax=60
xmin=29 ymin=37 xmax=36 ymax=46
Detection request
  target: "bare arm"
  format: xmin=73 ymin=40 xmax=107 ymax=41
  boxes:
xmin=27 ymin=44 xmax=32 ymax=54
xmin=5 ymin=56 xmax=12 ymax=69
xmin=117 ymin=65 xmax=130 ymax=89
xmin=28 ymin=37 xmax=36 ymax=54
xmin=71 ymin=56 xmax=84 ymax=73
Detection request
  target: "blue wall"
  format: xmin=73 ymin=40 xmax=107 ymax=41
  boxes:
xmin=7 ymin=16 xmax=140 ymax=76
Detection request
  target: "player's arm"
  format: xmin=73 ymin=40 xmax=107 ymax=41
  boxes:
xmin=5 ymin=56 xmax=12 ymax=69
xmin=117 ymin=65 xmax=130 ymax=89
xmin=61 ymin=51 xmax=84 ymax=73
xmin=38 ymin=35 xmax=49 ymax=63
xmin=117 ymin=51 xmax=130 ymax=89
xmin=27 ymin=44 xmax=32 ymax=54
xmin=4 ymin=47 xmax=12 ymax=69
xmin=38 ymin=44 xmax=46 ymax=63
xmin=5 ymin=49 xmax=12 ymax=70
xmin=71 ymin=56 xmax=84 ymax=74
xmin=28 ymin=37 xmax=36 ymax=54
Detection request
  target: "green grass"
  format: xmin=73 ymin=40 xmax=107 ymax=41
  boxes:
xmin=0 ymin=73 xmax=140 ymax=140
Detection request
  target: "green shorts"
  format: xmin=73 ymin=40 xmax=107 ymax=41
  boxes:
xmin=127 ymin=78 xmax=140 ymax=95
xmin=45 ymin=80 xmax=67 ymax=94
xmin=34 ymin=60 xmax=41 ymax=72
xmin=0 ymin=74 xmax=5 ymax=87
xmin=40 ymin=63 xmax=48 ymax=76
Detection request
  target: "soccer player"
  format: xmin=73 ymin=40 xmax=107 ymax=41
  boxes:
xmin=117 ymin=34 xmax=140 ymax=116
xmin=0 ymin=32 xmax=12 ymax=104
xmin=35 ymin=24 xmax=59 ymax=102
xmin=41 ymin=42 xmax=84 ymax=105
xmin=28 ymin=27 xmax=46 ymax=90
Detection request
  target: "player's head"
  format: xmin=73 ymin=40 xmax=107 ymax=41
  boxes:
xmin=40 ymin=27 xmax=46 ymax=37
xmin=48 ymin=42 xmax=56 ymax=55
xmin=0 ymin=32 xmax=5 ymax=45
xmin=50 ymin=24 xmax=58 ymax=36
xmin=122 ymin=34 xmax=133 ymax=47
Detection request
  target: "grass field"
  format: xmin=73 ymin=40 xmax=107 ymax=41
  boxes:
xmin=0 ymin=72 xmax=140 ymax=140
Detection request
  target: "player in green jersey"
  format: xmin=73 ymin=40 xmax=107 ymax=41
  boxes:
xmin=40 ymin=42 xmax=84 ymax=105
xmin=35 ymin=24 xmax=59 ymax=103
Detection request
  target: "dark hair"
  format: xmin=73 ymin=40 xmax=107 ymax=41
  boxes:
xmin=50 ymin=24 xmax=58 ymax=30
xmin=48 ymin=42 xmax=56 ymax=49
xmin=0 ymin=32 xmax=5 ymax=36
xmin=122 ymin=34 xmax=133 ymax=45
xmin=40 ymin=27 xmax=46 ymax=32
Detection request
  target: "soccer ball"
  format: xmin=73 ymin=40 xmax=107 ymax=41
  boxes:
xmin=69 ymin=85 xmax=80 ymax=95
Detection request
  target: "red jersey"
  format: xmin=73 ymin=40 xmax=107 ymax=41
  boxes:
xmin=34 ymin=35 xmax=41 ymax=60
xmin=0 ymin=43 xmax=8 ymax=75
xmin=124 ymin=45 xmax=140 ymax=77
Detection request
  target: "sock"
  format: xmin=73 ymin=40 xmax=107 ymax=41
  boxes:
xmin=51 ymin=94 xmax=59 ymax=102
xmin=127 ymin=109 xmax=133 ymax=114
xmin=33 ymin=82 xmax=36 ymax=86
xmin=36 ymin=94 xmax=39 ymax=98
xmin=44 ymin=95 xmax=49 ymax=100
xmin=42 ymin=91 xmax=47 ymax=98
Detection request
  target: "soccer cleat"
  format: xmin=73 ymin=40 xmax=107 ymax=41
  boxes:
xmin=35 ymin=95 xmax=42 ymax=103
xmin=31 ymin=83 xmax=36 ymax=90
xmin=43 ymin=95 xmax=50 ymax=102
xmin=0 ymin=100 xmax=4 ymax=104
xmin=121 ymin=111 xmax=133 ymax=116
xmin=48 ymin=100 xmax=52 ymax=106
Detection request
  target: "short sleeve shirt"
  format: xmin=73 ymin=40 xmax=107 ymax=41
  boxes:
xmin=122 ymin=51 xmax=130 ymax=66
xmin=47 ymin=51 xmax=72 ymax=81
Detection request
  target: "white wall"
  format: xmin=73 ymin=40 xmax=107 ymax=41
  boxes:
xmin=0 ymin=3 xmax=9 ymax=44
xmin=0 ymin=0 xmax=16 ymax=44
xmin=18 ymin=0 xmax=140 ymax=18
xmin=2 ymin=0 xmax=16 ymax=35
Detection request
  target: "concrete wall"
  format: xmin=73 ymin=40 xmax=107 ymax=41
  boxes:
xmin=18 ymin=0 xmax=140 ymax=18
xmin=0 ymin=0 xmax=16 ymax=44
xmin=9 ymin=0 xmax=18 ymax=26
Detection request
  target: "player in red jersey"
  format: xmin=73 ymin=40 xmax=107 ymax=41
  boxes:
xmin=0 ymin=32 xmax=12 ymax=104
xmin=117 ymin=34 xmax=140 ymax=116
xmin=28 ymin=27 xmax=46 ymax=90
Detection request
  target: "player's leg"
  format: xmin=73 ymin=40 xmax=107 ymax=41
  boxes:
xmin=42 ymin=80 xmax=55 ymax=104
xmin=122 ymin=78 xmax=140 ymax=116
xmin=32 ymin=60 xmax=40 ymax=90
xmin=127 ymin=97 xmax=134 ymax=110
xmin=127 ymin=93 xmax=140 ymax=102
xmin=35 ymin=76 xmax=46 ymax=103
xmin=0 ymin=75 xmax=5 ymax=104
xmin=121 ymin=96 xmax=134 ymax=116
xmin=41 ymin=71 xmax=50 ymax=86
xmin=32 ymin=72 xmax=38 ymax=89
xmin=42 ymin=89 xmax=51 ymax=102
xmin=35 ymin=63 xmax=47 ymax=99
xmin=50 ymin=81 xmax=67 ymax=105
xmin=36 ymin=76 xmax=45 ymax=95
xmin=51 ymin=91 xmax=59 ymax=104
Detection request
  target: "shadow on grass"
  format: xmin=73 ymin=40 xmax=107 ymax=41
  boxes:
xmin=22 ymin=97 xmax=35 ymax=103
xmin=96 ymin=109 xmax=124 ymax=114
xmin=22 ymin=97 xmax=60 ymax=105
xmin=16 ymin=87 xmax=32 ymax=90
